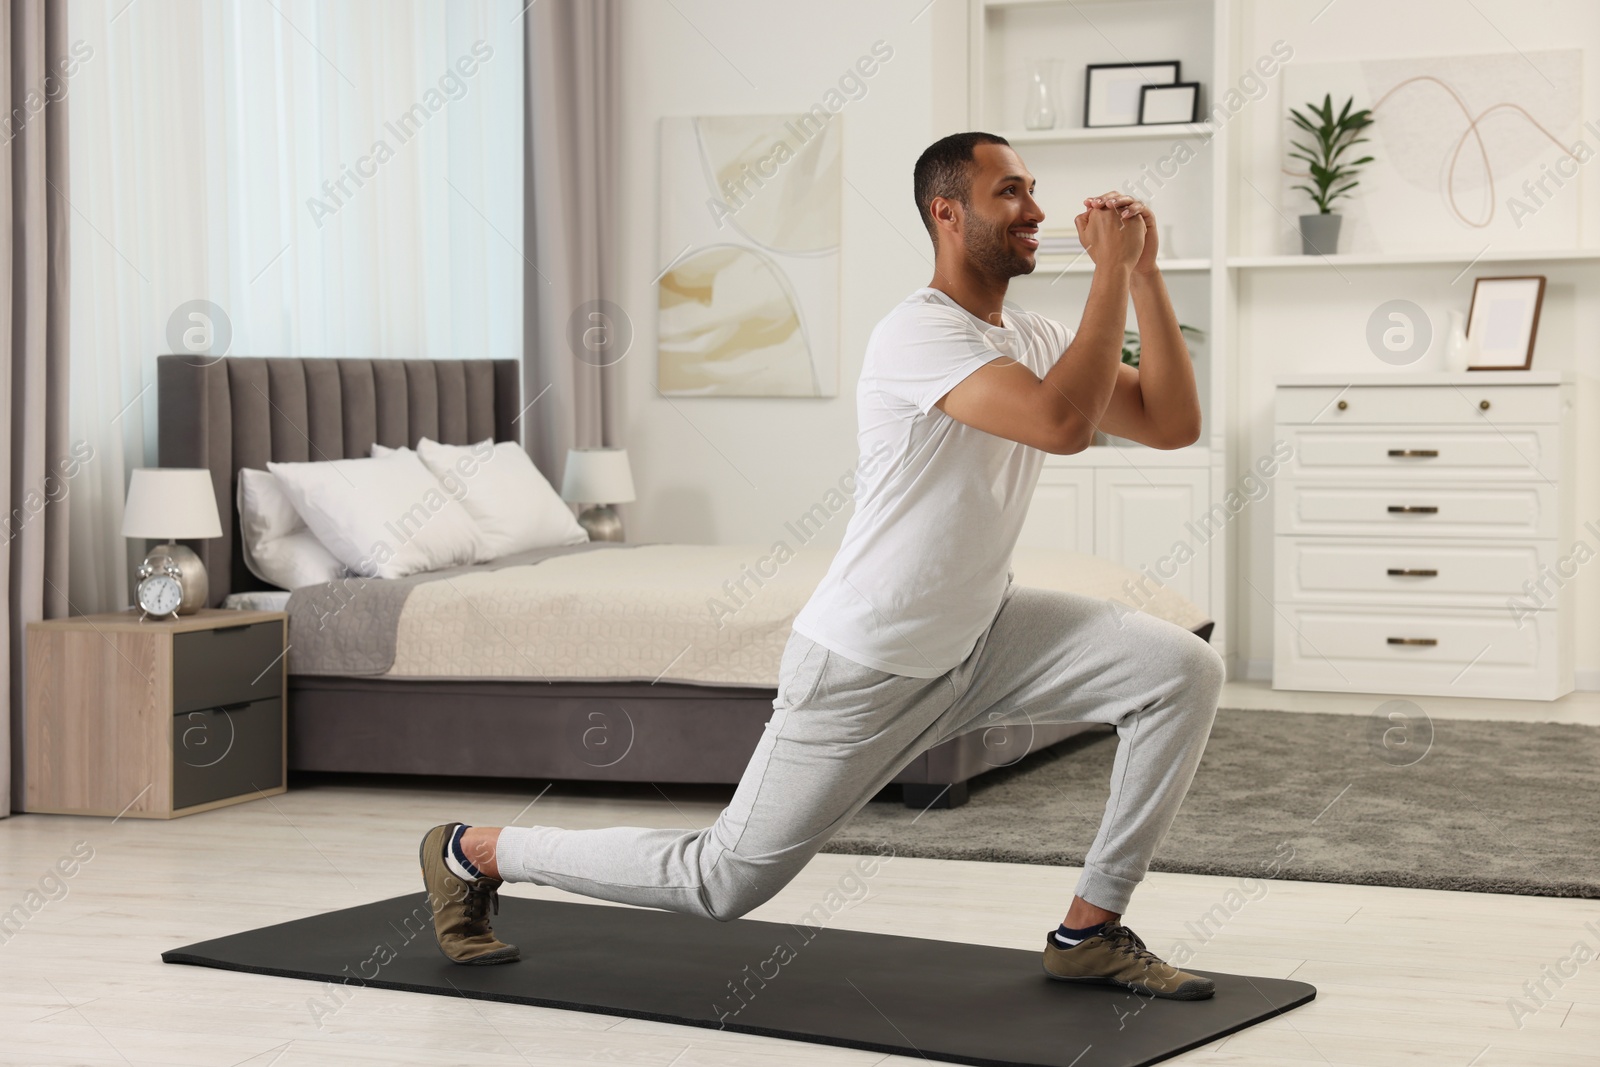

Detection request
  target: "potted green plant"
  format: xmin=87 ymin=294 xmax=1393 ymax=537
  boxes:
xmin=1121 ymin=323 xmax=1205 ymax=369
xmin=1287 ymin=93 xmax=1374 ymax=255
xmin=1093 ymin=324 xmax=1206 ymax=446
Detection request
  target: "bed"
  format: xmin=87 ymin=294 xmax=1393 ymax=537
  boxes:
xmin=156 ymin=356 xmax=1213 ymax=808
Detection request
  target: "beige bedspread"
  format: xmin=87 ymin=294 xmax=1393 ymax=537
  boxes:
xmin=383 ymin=543 xmax=1209 ymax=686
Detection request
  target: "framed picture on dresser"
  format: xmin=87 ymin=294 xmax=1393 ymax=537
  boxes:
xmin=1465 ymin=275 xmax=1545 ymax=370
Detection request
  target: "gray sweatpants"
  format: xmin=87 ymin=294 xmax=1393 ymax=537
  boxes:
xmin=495 ymin=582 xmax=1224 ymax=916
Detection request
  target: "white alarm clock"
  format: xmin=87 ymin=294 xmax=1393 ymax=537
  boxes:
xmin=135 ymin=553 xmax=187 ymax=619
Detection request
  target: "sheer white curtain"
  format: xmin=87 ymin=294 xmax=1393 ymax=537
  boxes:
xmin=67 ymin=0 xmax=524 ymax=614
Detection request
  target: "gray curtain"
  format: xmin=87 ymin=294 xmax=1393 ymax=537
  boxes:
xmin=2 ymin=0 xmax=73 ymax=818
xmin=523 ymin=0 xmax=623 ymax=494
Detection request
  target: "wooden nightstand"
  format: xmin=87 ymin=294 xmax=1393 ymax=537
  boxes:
xmin=24 ymin=608 xmax=288 ymax=818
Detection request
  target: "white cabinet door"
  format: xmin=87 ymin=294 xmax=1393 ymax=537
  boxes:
xmin=1094 ymin=467 xmax=1211 ymax=612
xmin=1019 ymin=465 xmax=1094 ymax=554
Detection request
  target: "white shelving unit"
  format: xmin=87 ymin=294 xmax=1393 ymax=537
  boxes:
xmin=967 ymin=0 xmax=1234 ymax=645
xmin=1228 ymin=248 xmax=1600 ymax=270
xmin=1034 ymin=256 xmax=1211 ymax=274
xmin=1004 ymin=122 xmax=1216 ymax=145
xmin=966 ymin=0 xmax=1598 ymax=689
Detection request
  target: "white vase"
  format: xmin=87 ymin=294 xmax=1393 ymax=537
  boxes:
xmin=1024 ymin=61 xmax=1057 ymax=130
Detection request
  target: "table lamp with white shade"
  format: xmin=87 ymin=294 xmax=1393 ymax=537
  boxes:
xmin=121 ymin=468 xmax=223 ymax=617
xmin=561 ymin=447 xmax=635 ymax=543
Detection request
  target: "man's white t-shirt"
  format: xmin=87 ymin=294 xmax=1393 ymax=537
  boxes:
xmin=791 ymin=286 xmax=1075 ymax=677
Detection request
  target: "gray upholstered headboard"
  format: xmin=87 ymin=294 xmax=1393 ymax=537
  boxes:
xmin=156 ymin=356 xmax=522 ymax=607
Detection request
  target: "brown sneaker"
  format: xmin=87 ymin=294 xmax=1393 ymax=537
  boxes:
xmin=418 ymin=822 xmax=520 ymax=965
xmin=1042 ymin=923 xmax=1214 ymax=1000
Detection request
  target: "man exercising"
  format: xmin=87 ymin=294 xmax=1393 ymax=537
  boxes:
xmin=419 ymin=131 xmax=1225 ymax=1000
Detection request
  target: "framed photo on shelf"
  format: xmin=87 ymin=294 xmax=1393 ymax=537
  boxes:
xmin=1465 ymin=275 xmax=1545 ymax=370
xmin=1084 ymin=61 xmax=1180 ymax=128
xmin=1139 ymin=82 xmax=1201 ymax=125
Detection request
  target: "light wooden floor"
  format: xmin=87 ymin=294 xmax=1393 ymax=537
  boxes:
xmin=3 ymin=687 xmax=1598 ymax=1066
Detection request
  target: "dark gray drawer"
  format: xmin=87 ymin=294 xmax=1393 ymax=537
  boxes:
xmin=173 ymin=620 xmax=284 ymax=714
xmin=172 ymin=696 xmax=283 ymax=810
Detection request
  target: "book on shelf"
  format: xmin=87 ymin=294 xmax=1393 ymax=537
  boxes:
xmin=1036 ymin=230 xmax=1084 ymax=255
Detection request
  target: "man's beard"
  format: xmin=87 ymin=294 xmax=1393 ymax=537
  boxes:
xmin=965 ymin=210 xmax=1033 ymax=279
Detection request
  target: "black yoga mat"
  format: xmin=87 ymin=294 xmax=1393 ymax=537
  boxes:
xmin=162 ymin=894 xmax=1315 ymax=1067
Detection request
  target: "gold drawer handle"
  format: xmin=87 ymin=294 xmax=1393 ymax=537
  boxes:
xmin=1336 ymin=399 xmax=1348 ymax=410
xmin=1386 ymin=568 xmax=1438 ymax=577
xmin=1387 ymin=449 xmax=1439 ymax=457
xmin=1387 ymin=637 xmax=1438 ymax=646
xmin=1387 ymin=505 xmax=1439 ymax=514
xmin=1479 ymin=399 xmax=1491 ymax=410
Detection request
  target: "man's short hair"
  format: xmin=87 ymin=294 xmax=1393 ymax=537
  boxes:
xmin=913 ymin=132 xmax=1011 ymax=248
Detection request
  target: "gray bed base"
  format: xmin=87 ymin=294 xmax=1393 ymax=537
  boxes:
xmin=285 ymin=676 xmax=1093 ymax=809
xmin=156 ymin=355 xmax=1117 ymax=809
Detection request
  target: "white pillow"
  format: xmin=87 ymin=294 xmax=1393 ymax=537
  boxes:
xmin=414 ymin=436 xmax=589 ymax=557
xmin=369 ymin=442 xmax=410 ymax=457
xmin=266 ymin=451 xmax=492 ymax=579
xmin=236 ymin=468 xmax=347 ymax=589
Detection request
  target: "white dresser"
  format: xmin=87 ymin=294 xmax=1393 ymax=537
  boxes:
xmin=1272 ymin=372 xmax=1578 ymax=700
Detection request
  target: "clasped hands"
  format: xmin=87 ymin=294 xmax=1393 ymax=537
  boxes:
xmin=1073 ymin=190 xmax=1159 ymax=276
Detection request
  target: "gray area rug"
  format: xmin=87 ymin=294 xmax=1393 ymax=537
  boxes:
xmin=822 ymin=707 xmax=1600 ymax=898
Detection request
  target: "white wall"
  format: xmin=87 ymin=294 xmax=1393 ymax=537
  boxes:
xmin=616 ymin=0 xmax=964 ymax=550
